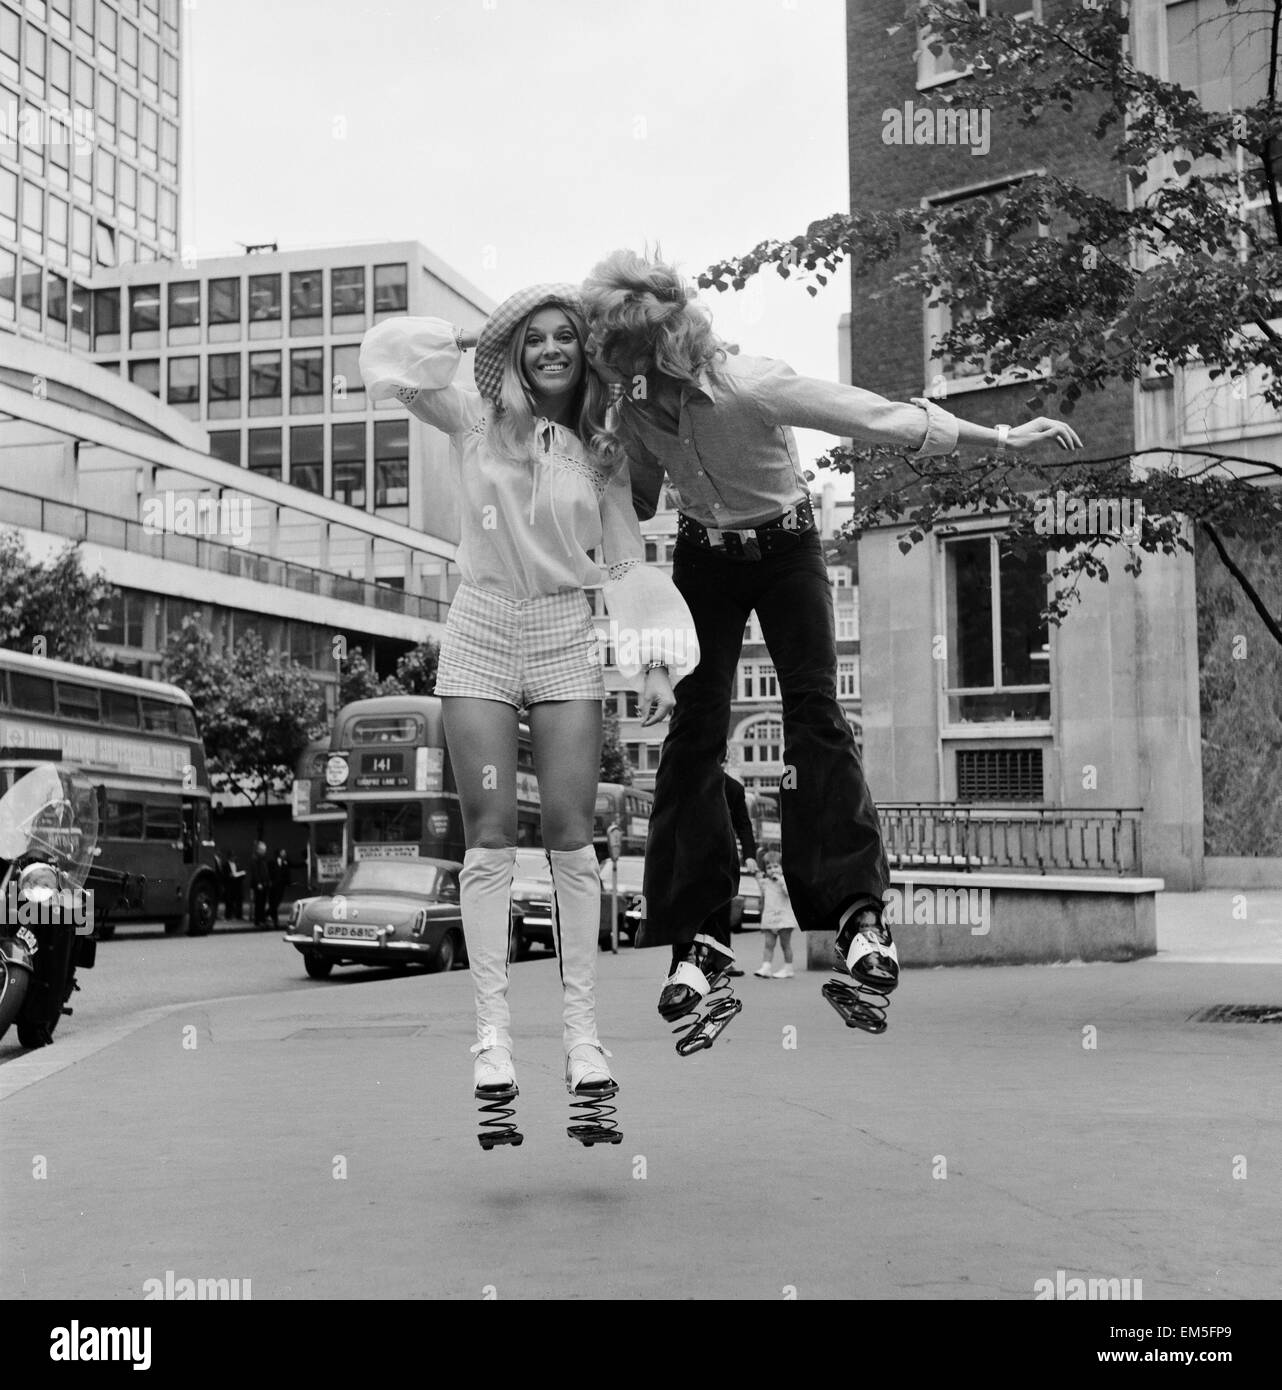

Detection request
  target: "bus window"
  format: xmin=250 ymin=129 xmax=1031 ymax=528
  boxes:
xmin=141 ymin=699 xmax=181 ymax=735
xmin=58 ymin=682 xmax=101 ymax=722
xmin=352 ymin=717 xmax=420 ymax=744
xmin=144 ymin=801 xmax=184 ymax=842
xmin=9 ymin=672 xmax=55 ymax=713
xmin=176 ymin=707 xmax=199 ymax=739
xmin=102 ymin=690 xmax=142 ymax=728
xmin=106 ymin=799 xmax=145 ymax=839
xmin=353 ymin=801 xmax=423 ymax=844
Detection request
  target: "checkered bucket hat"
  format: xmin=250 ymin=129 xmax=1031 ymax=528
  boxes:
xmin=473 ymin=283 xmax=585 ymax=404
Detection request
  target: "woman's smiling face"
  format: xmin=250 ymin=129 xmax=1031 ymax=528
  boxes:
xmin=521 ymin=307 xmax=583 ymax=402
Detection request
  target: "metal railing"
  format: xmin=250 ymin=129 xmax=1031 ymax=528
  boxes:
xmin=0 ymin=485 xmax=448 ymax=623
xmin=878 ymin=803 xmax=1144 ymax=876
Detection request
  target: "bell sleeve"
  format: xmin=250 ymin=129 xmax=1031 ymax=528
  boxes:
xmin=598 ymin=458 xmax=701 ymax=689
xmin=359 ymin=316 xmax=483 ymax=436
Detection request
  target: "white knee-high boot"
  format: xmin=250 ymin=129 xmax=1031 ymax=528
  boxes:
xmin=460 ymin=846 xmax=517 ymax=1073
xmin=548 ymin=845 xmax=614 ymax=1087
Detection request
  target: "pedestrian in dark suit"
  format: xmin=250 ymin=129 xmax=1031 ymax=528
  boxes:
xmin=226 ymin=853 xmax=246 ymax=920
xmin=269 ymin=848 xmax=292 ymax=927
xmin=250 ymin=841 xmax=271 ymax=927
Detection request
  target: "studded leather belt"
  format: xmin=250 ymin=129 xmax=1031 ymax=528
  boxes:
xmin=676 ymin=496 xmax=816 ymax=560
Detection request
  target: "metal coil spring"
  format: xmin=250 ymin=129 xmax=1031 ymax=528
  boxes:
xmin=671 ymin=971 xmax=743 ymax=1056
xmin=476 ymin=1089 xmax=523 ymax=1149
xmin=821 ymin=977 xmax=890 ymax=1034
xmin=567 ymin=1086 xmax=622 ymax=1146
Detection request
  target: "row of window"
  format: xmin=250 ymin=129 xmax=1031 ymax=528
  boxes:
xmin=2 ymin=80 xmax=178 ymax=188
xmin=2 ymin=155 xmax=178 ymax=274
xmin=2 ymin=0 xmax=179 ymax=111
xmin=202 ymin=422 xmax=410 ymax=508
xmin=99 ymin=589 xmax=349 ymax=671
xmin=77 ymin=264 xmax=410 ymax=346
xmin=98 ymin=344 xmax=372 ymax=418
xmin=0 ymin=666 xmax=198 ymax=736
xmin=102 ymin=795 xmax=182 ymax=842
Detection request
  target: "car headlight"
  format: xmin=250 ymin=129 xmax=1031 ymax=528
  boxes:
xmin=18 ymin=862 xmax=59 ymax=904
xmin=288 ymin=900 xmax=302 ymax=928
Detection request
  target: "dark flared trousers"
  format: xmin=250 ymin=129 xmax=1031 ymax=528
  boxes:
xmin=638 ymin=529 xmax=888 ymax=949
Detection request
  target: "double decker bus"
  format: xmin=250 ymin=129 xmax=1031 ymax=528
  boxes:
xmin=291 ymin=739 xmax=348 ymax=894
xmin=593 ymin=783 xmax=653 ymax=860
xmin=745 ymin=789 xmax=781 ymax=855
xmin=304 ymin=695 xmax=541 ymax=875
xmin=0 ymin=648 xmax=221 ymax=935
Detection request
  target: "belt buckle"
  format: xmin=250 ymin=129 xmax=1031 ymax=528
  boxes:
xmin=705 ymin=527 xmax=723 ymax=549
xmin=741 ymin=530 xmax=761 ymax=561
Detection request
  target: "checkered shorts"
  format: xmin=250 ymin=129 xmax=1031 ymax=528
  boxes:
xmin=435 ymin=583 xmax=605 ymax=707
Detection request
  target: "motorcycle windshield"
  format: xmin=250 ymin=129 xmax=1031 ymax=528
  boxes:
xmin=0 ymin=765 xmax=99 ymax=889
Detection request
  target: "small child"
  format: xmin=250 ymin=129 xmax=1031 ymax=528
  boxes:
xmin=754 ymin=851 xmax=797 ymax=979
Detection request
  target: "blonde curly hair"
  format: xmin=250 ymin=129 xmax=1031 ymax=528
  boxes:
xmin=580 ymin=249 xmax=727 ymax=387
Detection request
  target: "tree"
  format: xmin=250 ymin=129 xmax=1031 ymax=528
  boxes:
xmin=391 ymin=641 xmax=440 ymax=695
xmin=337 ymin=646 xmax=382 ymax=706
xmin=600 ymin=709 xmax=633 ymax=785
xmin=161 ymin=618 xmax=327 ymax=806
xmin=701 ymin=0 xmax=1282 ymax=643
xmin=0 ymin=530 xmax=114 ymax=666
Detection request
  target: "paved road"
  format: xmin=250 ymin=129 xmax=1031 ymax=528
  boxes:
xmin=2 ymin=891 xmax=1281 ymax=1301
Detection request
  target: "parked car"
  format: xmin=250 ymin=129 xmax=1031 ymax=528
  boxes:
xmin=513 ymin=848 xmax=614 ymax=952
xmin=599 ymin=854 xmax=646 ymax=943
xmin=285 ymin=857 xmax=470 ymax=980
xmin=737 ymin=868 xmax=762 ymax=928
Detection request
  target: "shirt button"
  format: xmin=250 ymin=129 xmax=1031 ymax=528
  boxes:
xmin=697 ymin=470 xmax=704 ymax=477
xmin=683 ymin=438 xmax=691 ymax=445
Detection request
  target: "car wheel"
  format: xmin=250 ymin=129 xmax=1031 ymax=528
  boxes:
xmin=430 ymin=929 xmax=461 ymax=974
xmin=303 ymin=952 xmax=333 ymax=980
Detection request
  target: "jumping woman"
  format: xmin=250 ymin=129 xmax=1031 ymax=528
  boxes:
xmin=360 ymin=285 xmax=698 ymax=1139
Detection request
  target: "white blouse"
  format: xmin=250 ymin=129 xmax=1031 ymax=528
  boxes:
xmin=359 ymin=316 xmax=699 ymax=686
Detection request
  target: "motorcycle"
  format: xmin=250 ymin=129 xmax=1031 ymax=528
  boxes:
xmin=0 ymin=762 xmax=136 ymax=1050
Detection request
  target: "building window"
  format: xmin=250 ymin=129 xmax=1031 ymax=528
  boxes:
xmin=330 ymin=265 xmax=364 ymax=324
xmin=20 ymin=178 xmax=41 ymax=254
xmin=118 ymin=86 xmax=135 ymax=155
xmin=167 ymin=278 xmax=199 ymax=328
xmin=70 ymin=280 xmax=90 ymax=341
xmin=248 ymin=350 xmax=281 ymax=416
xmin=332 ymin=423 xmax=366 ymax=506
xmin=0 ymin=165 xmax=13 ymax=241
xmin=917 ymin=0 xmax=1041 ymax=90
xmin=373 ymin=262 xmax=407 ymax=316
xmin=208 ymin=275 xmax=239 ymax=337
xmin=740 ymin=717 xmax=783 ymax=765
xmin=247 ymin=427 xmax=282 ymax=479
xmin=289 ymin=269 xmax=322 ymax=334
xmin=96 ymin=70 xmax=115 ymax=142
xmin=290 ymin=346 xmax=324 ymax=414
xmin=128 ymin=358 xmax=159 ymax=396
xmin=138 ymin=170 xmax=155 ymax=235
xmin=837 ymin=657 xmax=859 ymax=699
xmin=99 ymin=589 xmax=145 ymax=648
xmin=94 ymin=218 xmax=116 ymax=267
xmin=0 ymin=7 xmax=18 ymax=83
xmin=248 ymin=271 xmax=280 ymax=336
xmin=50 ymin=37 xmax=69 ymax=100
xmin=374 ymin=418 xmax=409 ymax=507
xmin=71 ymin=205 xmax=90 ymax=273
xmin=139 ymin=31 xmax=156 ymax=97
xmin=739 ymin=662 xmax=778 ymax=700
xmin=943 ymin=533 xmax=1050 ymax=724
xmin=92 ymin=285 xmax=120 ymax=348
xmin=923 ymin=175 xmax=1049 ymax=392
xmin=139 ymin=100 xmax=157 ymax=166
xmin=47 ymin=192 xmax=68 ymax=262
xmin=118 ymin=13 xmax=135 ymax=84
xmin=167 ymin=355 xmax=198 ymax=406
xmin=330 ymin=342 xmax=364 ymax=411
xmin=129 ymin=281 xmax=159 ymax=341
xmin=47 ymin=271 xmax=68 ymax=325
xmin=0 ymin=247 xmax=16 ymax=323
xmin=19 ymin=258 xmax=39 ymax=322
xmin=207 ymin=351 xmax=240 ymax=417
xmin=23 ymin=16 xmax=45 ymax=98
xmin=208 ymin=430 xmax=239 ymax=466
xmin=290 ymin=423 xmax=323 ymax=493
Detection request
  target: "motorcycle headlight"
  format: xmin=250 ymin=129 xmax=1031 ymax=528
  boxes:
xmin=19 ymin=862 xmax=59 ymax=904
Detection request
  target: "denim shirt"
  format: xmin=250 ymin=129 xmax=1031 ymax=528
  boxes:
xmin=614 ymin=354 xmax=960 ymax=527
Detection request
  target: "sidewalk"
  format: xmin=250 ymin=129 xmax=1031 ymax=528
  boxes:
xmin=2 ymin=892 xmax=1280 ymax=1301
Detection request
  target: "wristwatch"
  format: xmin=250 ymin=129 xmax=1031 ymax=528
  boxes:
xmin=994 ymin=424 xmax=1011 ymax=456
xmin=644 ymin=661 xmax=669 ymax=674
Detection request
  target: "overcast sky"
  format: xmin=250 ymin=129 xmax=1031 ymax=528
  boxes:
xmin=183 ymin=0 xmax=854 ymax=480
